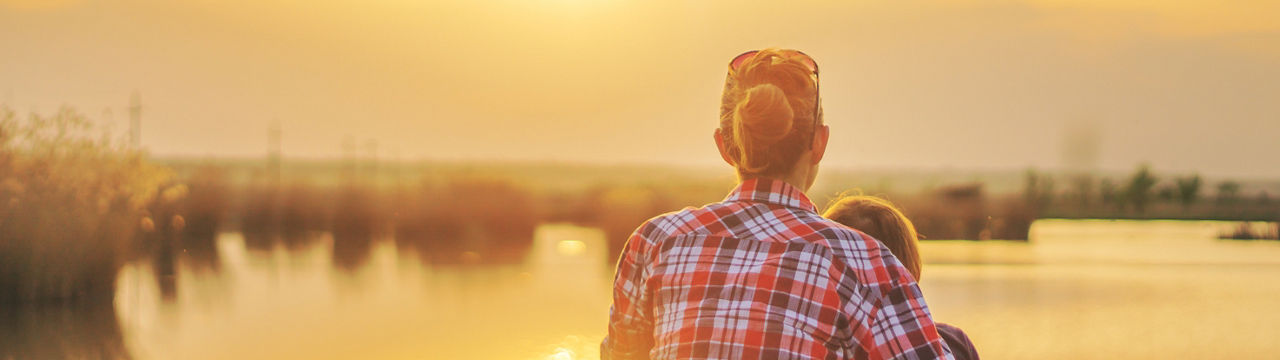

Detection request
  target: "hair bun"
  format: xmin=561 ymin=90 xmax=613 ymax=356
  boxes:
xmin=731 ymin=83 xmax=795 ymax=173
xmin=734 ymin=84 xmax=794 ymax=145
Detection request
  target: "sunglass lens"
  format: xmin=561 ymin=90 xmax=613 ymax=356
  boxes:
xmin=730 ymin=50 xmax=758 ymax=70
xmin=785 ymin=50 xmax=818 ymax=73
xmin=730 ymin=50 xmax=817 ymax=73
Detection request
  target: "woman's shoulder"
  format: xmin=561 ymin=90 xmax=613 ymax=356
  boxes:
xmin=632 ymin=204 xmax=719 ymax=239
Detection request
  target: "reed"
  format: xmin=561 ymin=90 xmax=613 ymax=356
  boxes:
xmin=0 ymin=107 xmax=170 ymax=303
xmin=178 ymin=165 xmax=230 ymax=242
xmin=394 ymin=177 xmax=541 ymax=264
xmin=331 ymin=182 xmax=384 ymax=270
xmin=238 ymin=180 xmax=329 ymax=250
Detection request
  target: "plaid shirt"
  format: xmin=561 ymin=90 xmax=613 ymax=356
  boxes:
xmin=602 ymin=178 xmax=953 ymax=360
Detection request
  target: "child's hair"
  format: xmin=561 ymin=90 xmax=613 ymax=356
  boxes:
xmin=822 ymin=195 xmax=923 ymax=280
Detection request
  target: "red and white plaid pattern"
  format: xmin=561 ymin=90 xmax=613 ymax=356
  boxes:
xmin=602 ymin=178 xmax=954 ymax=360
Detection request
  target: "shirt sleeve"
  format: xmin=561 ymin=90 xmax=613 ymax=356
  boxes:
xmin=600 ymin=225 xmax=656 ymax=360
xmin=863 ymin=264 xmax=955 ymax=360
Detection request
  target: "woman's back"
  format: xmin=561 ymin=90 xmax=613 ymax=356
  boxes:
xmin=602 ymin=179 xmax=952 ymax=359
xmin=603 ymin=49 xmax=954 ymax=360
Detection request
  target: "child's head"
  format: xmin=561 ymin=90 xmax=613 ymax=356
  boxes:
xmin=823 ymin=195 xmax=923 ymax=280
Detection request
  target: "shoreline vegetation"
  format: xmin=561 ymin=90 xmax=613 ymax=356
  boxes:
xmin=2 ymin=106 xmax=1278 ymax=306
xmin=0 ymin=107 xmax=172 ymax=304
xmin=154 ymin=156 xmax=1280 ymax=266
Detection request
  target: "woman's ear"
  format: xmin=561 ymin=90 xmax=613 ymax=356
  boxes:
xmin=714 ymin=129 xmax=737 ymax=167
xmin=810 ymin=124 xmax=830 ymax=165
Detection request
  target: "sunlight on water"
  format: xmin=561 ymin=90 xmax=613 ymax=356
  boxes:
xmin=104 ymin=220 xmax=1280 ymax=359
xmin=548 ymin=349 xmax=575 ymax=360
xmin=539 ymin=335 xmax=601 ymax=360
xmin=918 ymin=220 xmax=1280 ymax=359
xmin=556 ymin=240 xmax=588 ymax=256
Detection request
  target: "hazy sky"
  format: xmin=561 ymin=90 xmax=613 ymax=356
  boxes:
xmin=2 ymin=0 xmax=1278 ymax=177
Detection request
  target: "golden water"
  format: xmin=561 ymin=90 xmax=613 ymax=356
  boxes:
xmin=99 ymin=220 xmax=1280 ymax=359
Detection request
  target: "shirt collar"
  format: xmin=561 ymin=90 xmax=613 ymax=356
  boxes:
xmin=723 ymin=178 xmax=819 ymax=213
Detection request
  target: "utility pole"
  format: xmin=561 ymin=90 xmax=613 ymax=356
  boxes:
xmin=268 ymin=120 xmax=282 ymax=186
xmin=363 ymin=139 xmax=379 ymax=179
xmin=129 ymin=91 xmax=142 ymax=149
xmin=341 ymin=135 xmax=356 ymax=182
xmin=391 ymin=146 xmax=402 ymax=187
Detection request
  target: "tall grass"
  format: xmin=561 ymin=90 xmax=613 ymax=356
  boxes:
xmin=162 ymin=165 xmax=230 ymax=272
xmin=179 ymin=165 xmax=230 ymax=243
xmin=239 ymin=180 xmax=329 ymax=250
xmin=332 ymin=181 xmax=385 ymax=270
xmin=394 ymin=177 xmax=541 ymax=264
xmin=0 ymin=107 xmax=170 ymax=303
xmin=0 ymin=301 xmax=130 ymax=359
xmin=138 ymin=183 xmax=189 ymax=301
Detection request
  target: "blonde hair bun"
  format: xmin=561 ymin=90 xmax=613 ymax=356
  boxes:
xmin=732 ymin=84 xmax=794 ymax=173
xmin=718 ymin=48 xmax=819 ymax=176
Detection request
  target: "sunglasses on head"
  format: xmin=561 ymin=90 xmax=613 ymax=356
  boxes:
xmin=727 ymin=49 xmax=821 ymax=146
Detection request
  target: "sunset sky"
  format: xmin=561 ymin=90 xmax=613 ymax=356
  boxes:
xmin=2 ymin=0 xmax=1277 ymax=177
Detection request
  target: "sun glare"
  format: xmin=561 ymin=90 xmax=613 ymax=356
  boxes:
xmin=556 ymin=240 xmax=587 ymax=256
xmin=546 ymin=348 xmax=576 ymax=360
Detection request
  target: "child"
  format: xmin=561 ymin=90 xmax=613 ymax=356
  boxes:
xmin=824 ymin=195 xmax=980 ymax=360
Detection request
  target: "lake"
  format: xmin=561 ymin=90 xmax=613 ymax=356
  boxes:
xmin=7 ymin=220 xmax=1280 ymax=359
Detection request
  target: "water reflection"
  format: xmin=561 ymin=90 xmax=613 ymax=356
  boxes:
xmin=917 ymin=220 xmax=1280 ymax=359
xmin=331 ymin=233 xmax=376 ymax=271
xmin=152 ymin=250 xmax=178 ymax=302
xmin=395 ymin=229 xmax=536 ymax=266
xmin=0 ymin=303 xmax=131 ymax=360
xmin=556 ymin=240 xmax=587 ymax=256
xmin=99 ymin=220 xmax=1280 ymax=359
xmin=179 ymin=234 xmax=222 ymax=273
xmin=113 ymin=224 xmax=602 ymax=360
xmin=141 ymin=233 xmax=227 ymax=303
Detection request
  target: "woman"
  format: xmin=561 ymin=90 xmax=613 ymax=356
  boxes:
xmin=824 ymin=195 xmax=980 ymax=360
xmin=601 ymin=49 xmax=954 ymax=359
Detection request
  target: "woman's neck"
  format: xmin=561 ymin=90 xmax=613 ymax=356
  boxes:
xmin=736 ymin=152 xmax=817 ymax=192
xmin=738 ymin=171 xmax=812 ymax=193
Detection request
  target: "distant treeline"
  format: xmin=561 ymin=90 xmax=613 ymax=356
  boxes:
xmin=1024 ymin=165 xmax=1279 ymax=222
xmin=158 ymin=162 xmax=1039 ymax=264
xmin=159 ymin=159 xmax=1280 ymax=264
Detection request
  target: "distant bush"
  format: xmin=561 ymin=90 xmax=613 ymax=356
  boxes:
xmin=279 ymin=181 xmax=328 ymax=246
xmin=179 ymin=165 xmax=231 ymax=242
xmin=0 ymin=107 xmax=170 ymax=303
xmin=1220 ymin=222 xmax=1280 ymax=240
xmin=332 ymin=183 xmax=381 ymax=243
xmin=238 ymin=180 xmax=280 ymax=250
xmin=331 ymin=181 xmax=385 ymax=270
xmin=394 ymin=177 xmax=541 ymax=264
xmin=238 ymin=179 xmax=331 ymax=250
